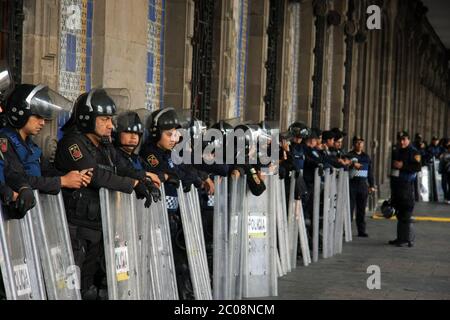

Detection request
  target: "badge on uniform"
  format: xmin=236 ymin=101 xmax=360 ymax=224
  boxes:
xmin=414 ymin=155 xmax=421 ymax=163
xmin=147 ymin=154 xmax=159 ymax=167
xmin=69 ymin=144 xmax=83 ymax=161
xmin=0 ymin=138 xmax=7 ymax=153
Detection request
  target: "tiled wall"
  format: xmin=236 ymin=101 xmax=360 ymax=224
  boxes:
xmin=146 ymin=0 xmax=166 ymax=110
xmin=58 ymin=0 xmax=93 ymax=101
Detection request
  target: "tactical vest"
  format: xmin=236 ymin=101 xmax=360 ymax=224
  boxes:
xmin=0 ymin=128 xmax=42 ymax=176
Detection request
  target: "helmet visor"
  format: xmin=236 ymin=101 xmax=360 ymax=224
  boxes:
xmin=27 ymin=85 xmax=72 ymax=120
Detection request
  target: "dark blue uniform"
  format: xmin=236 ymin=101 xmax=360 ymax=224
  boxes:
xmin=139 ymin=140 xmax=196 ymax=299
xmin=291 ymin=142 xmax=306 ymax=172
xmin=347 ymin=150 xmax=375 ymax=235
xmin=390 ymin=145 xmax=421 ymax=244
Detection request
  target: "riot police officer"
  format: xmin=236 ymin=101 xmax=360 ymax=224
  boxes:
xmin=54 ymin=88 xmax=154 ymax=299
xmin=0 ymin=84 xmax=91 ymax=219
xmin=389 ymin=131 xmax=422 ymax=247
xmin=112 ymin=110 xmax=162 ymax=192
xmin=288 ymin=122 xmax=309 ymax=173
xmin=347 ymin=136 xmax=376 ymax=237
xmin=139 ymin=107 xmax=197 ymax=300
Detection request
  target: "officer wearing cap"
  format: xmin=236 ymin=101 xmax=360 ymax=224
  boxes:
xmin=54 ymin=89 xmax=155 ymax=299
xmin=413 ymin=133 xmax=427 ymax=166
xmin=0 ymin=84 xmax=92 ymax=219
xmin=287 ymin=122 xmax=309 ymax=172
xmin=347 ymin=136 xmax=376 ymax=237
xmin=389 ymin=131 xmax=421 ymax=247
xmin=427 ymin=136 xmax=444 ymax=162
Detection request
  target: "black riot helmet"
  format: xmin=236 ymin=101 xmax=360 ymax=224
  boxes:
xmin=5 ymin=84 xmax=71 ymax=129
xmin=381 ymin=200 xmax=396 ymax=219
xmin=288 ymin=121 xmax=309 ymax=139
xmin=113 ymin=111 xmax=144 ymax=147
xmin=146 ymin=107 xmax=181 ymax=142
xmin=72 ymin=88 xmax=117 ymax=134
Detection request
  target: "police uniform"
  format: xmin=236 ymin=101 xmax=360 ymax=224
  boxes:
xmin=347 ymin=146 xmax=374 ymax=236
xmin=390 ymin=132 xmax=422 ymax=246
xmin=54 ymin=89 xmax=149 ymax=299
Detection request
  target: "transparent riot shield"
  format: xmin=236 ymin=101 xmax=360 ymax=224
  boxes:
xmin=327 ymin=170 xmax=338 ymax=257
xmin=29 ymin=191 xmax=81 ymax=300
xmin=287 ymin=172 xmax=299 ymax=269
xmin=296 ymin=197 xmax=311 ymax=266
xmin=433 ymin=159 xmax=444 ymax=202
xmin=177 ymin=184 xmax=212 ymax=300
xmin=139 ymin=185 xmax=178 ymax=300
xmin=99 ymin=189 xmax=141 ymax=300
xmin=343 ymin=171 xmax=353 ymax=242
xmin=312 ymin=168 xmax=321 ymax=262
xmin=0 ymin=207 xmax=46 ymax=300
xmin=241 ymin=174 xmax=277 ymax=298
xmin=213 ymin=176 xmax=229 ymax=300
xmin=227 ymin=176 xmax=245 ymax=300
xmin=275 ymin=176 xmax=290 ymax=274
xmin=322 ymin=169 xmax=331 ymax=259
xmin=418 ymin=166 xmax=430 ymax=202
xmin=333 ymin=169 xmax=345 ymax=255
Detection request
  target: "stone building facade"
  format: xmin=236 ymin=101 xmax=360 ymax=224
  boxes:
xmin=1 ymin=0 xmax=449 ymax=189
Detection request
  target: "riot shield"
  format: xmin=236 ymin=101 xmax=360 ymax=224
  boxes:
xmin=328 ymin=170 xmax=338 ymax=257
xmin=433 ymin=159 xmax=444 ymax=202
xmin=287 ymin=172 xmax=299 ymax=269
xmin=343 ymin=171 xmax=353 ymax=242
xmin=213 ymin=176 xmax=229 ymax=300
xmin=312 ymin=168 xmax=321 ymax=262
xmin=99 ymin=189 xmax=141 ymax=300
xmin=322 ymin=169 xmax=331 ymax=259
xmin=29 ymin=191 xmax=81 ymax=300
xmin=177 ymin=184 xmax=212 ymax=300
xmin=241 ymin=174 xmax=277 ymax=298
xmin=138 ymin=185 xmax=178 ymax=300
xmin=275 ymin=175 xmax=290 ymax=274
xmin=333 ymin=169 xmax=345 ymax=255
xmin=0 ymin=208 xmax=46 ymax=300
xmin=417 ymin=166 xmax=431 ymax=202
xmin=227 ymin=176 xmax=245 ymax=300
xmin=296 ymin=197 xmax=311 ymax=266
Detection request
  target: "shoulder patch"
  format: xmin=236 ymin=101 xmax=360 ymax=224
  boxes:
xmin=147 ymin=154 xmax=159 ymax=167
xmin=414 ymin=155 xmax=421 ymax=163
xmin=0 ymin=138 xmax=7 ymax=153
xmin=69 ymin=144 xmax=83 ymax=161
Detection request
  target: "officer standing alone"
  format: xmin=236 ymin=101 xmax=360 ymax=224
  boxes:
xmin=389 ymin=131 xmax=422 ymax=247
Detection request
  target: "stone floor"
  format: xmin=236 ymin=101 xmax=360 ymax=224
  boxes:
xmin=261 ymin=202 xmax=450 ymax=300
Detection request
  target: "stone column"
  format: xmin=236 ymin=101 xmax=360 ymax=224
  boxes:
xmin=163 ymin=0 xmax=194 ymax=110
xmin=297 ymin=0 xmax=315 ymax=126
xmin=245 ymin=0 xmax=269 ymax=123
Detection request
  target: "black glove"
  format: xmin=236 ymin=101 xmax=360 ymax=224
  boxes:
xmin=15 ymin=187 xmax=36 ymax=218
xmin=245 ymin=167 xmax=266 ymax=196
xmin=134 ymin=181 xmax=152 ymax=208
xmin=317 ymin=164 xmax=324 ymax=177
xmin=165 ymin=174 xmax=180 ymax=188
xmin=0 ymin=184 xmax=14 ymax=205
xmin=142 ymin=178 xmax=161 ymax=202
xmin=183 ymin=182 xmax=192 ymax=193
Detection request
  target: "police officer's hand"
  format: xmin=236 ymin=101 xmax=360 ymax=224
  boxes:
xmin=0 ymin=184 xmax=15 ymax=205
xmin=369 ymin=187 xmax=376 ymax=194
xmin=61 ymin=170 xmax=85 ymax=189
xmin=203 ymin=177 xmax=215 ymax=195
xmin=353 ymin=163 xmax=362 ymax=169
xmin=231 ymin=170 xmax=241 ymax=178
xmin=318 ymin=164 xmax=324 ymax=177
xmin=80 ymin=169 xmax=93 ymax=187
xmin=165 ymin=174 xmax=180 ymax=188
xmin=146 ymin=172 xmax=161 ymax=188
xmin=15 ymin=187 xmax=36 ymax=217
xmin=393 ymin=161 xmax=403 ymax=169
xmin=134 ymin=181 xmax=152 ymax=208
xmin=183 ymin=182 xmax=192 ymax=193
xmin=142 ymin=178 xmax=161 ymax=202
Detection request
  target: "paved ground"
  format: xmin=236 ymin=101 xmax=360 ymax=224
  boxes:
xmin=263 ymin=202 xmax=450 ymax=300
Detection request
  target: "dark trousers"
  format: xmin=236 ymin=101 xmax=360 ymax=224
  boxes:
xmin=69 ymin=224 xmax=105 ymax=299
xmin=391 ymin=180 xmax=415 ymax=243
xmin=443 ymin=173 xmax=450 ymax=201
xmin=395 ymin=206 xmax=415 ymax=243
xmin=349 ymin=179 xmax=368 ymax=234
